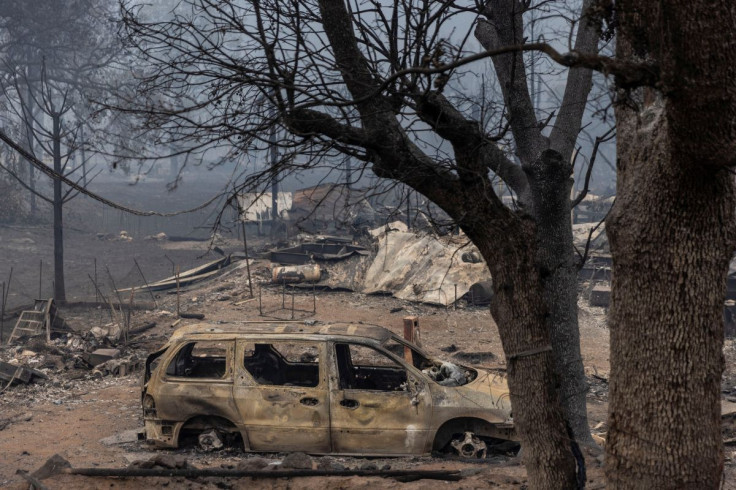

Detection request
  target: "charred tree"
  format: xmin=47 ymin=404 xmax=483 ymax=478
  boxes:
xmin=51 ymin=112 xmax=65 ymax=302
xmin=605 ymin=0 xmax=736 ymax=487
xmin=475 ymin=0 xmax=598 ymax=446
xmin=0 ymin=0 xmax=121 ymax=303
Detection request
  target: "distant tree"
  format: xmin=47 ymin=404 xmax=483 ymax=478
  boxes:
xmin=0 ymin=0 xmax=121 ymax=302
xmin=121 ymin=1 xmax=608 ymax=486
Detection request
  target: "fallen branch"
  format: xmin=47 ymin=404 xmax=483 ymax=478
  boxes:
xmin=32 ymin=455 xmax=462 ymax=482
xmin=128 ymin=322 xmax=157 ymax=337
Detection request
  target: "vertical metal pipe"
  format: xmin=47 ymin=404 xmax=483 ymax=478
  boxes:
xmin=1 ymin=282 xmax=5 ymax=344
xmin=241 ymin=219 xmax=254 ymax=298
xmin=134 ymin=258 xmax=157 ymax=307
xmin=94 ymin=258 xmax=98 ymax=302
xmin=176 ymin=266 xmax=181 ymax=317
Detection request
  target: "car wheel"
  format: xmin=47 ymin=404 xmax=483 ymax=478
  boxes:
xmin=449 ymin=431 xmax=487 ymax=459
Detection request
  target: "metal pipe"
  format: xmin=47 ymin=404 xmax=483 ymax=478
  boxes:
xmin=133 ymin=258 xmax=157 ymax=307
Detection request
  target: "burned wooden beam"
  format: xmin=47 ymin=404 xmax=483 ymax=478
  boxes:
xmin=0 ymin=360 xmax=47 ymax=385
xmin=179 ymin=312 xmax=205 ymax=320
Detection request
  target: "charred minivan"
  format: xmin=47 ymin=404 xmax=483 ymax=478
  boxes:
xmin=141 ymin=322 xmax=516 ymax=458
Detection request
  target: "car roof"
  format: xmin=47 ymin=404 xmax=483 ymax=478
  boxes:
xmin=168 ymin=322 xmax=394 ymax=343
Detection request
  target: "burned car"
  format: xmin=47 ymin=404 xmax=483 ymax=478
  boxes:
xmin=141 ymin=322 xmax=516 ymax=458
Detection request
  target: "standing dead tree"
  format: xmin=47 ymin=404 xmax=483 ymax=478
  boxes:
xmin=121 ymin=1 xmax=604 ymax=486
xmin=0 ymin=0 xmax=121 ymax=302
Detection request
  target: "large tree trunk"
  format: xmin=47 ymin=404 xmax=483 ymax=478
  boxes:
xmin=457 ymin=188 xmax=579 ymax=488
xmin=473 ymin=218 xmax=578 ymax=489
xmin=606 ymin=101 xmax=733 ymax=488
xmin=605 ymin=0 xmax=736 ymax=486
xmin=52 ymin=113 xmax=65 ymax=302
xmin=475 ymin=0 xmax=597 ymax=446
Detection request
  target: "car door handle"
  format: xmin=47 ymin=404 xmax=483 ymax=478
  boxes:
xmin=300 ymin=397 xmax=319 ymax=406
xmin=340 ymin=399 xmax=360 ymax=409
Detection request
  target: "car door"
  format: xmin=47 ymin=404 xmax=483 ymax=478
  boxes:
xmin=328 ymin=341 xmax=432 ymax=455
xmin=232 ymin=339 xmax=330 ymax=452
xmin=154 ymin=339 xmax=239 ymax=424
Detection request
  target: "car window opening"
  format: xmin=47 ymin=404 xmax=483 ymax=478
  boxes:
xmin=243 ymin=342 xmax=320 ymax=387
xmin=384 ymin=337 xmax=476 ymax=386
xmin=166 ymin=341 xmax=229 ymax=378
xmin=335 ymin=343 xmax=408 ymax=391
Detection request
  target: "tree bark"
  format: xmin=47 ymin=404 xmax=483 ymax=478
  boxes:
xmin=461 ymin=198 xmax=578 ymax=490
xmin=606 ymin=0 xmax=736 ymax=485
xmin=526 ymin=149 xmax=592 ymax=447
xmin=606 ymin=101 xmax=733 ymax=488
xmin=52 ymin=113 xmax=66 ymax=302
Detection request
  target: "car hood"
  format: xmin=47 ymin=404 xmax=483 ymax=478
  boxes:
xmin=463 ymin=368 xmax=513 ymax=414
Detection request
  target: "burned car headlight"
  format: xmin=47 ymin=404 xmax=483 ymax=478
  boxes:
xmin=143 ymin=395 xmax=157 ymax=416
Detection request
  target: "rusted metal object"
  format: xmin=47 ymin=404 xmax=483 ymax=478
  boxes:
xmin=450 ymin=431 xmax=487 ymax=459
xmin=271 ymin=264 xmax=321 ymax=283
xmin=402 ymin=316 xmax=420 ymax=364
xmin=140 ymin=322 xmax=516 ymax=458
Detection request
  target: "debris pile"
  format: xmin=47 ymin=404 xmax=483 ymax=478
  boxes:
xmin=96 ymin=230 xmax=134 ymax=241
xmin=262 ymin=225 xmax=491 ymax=306
xmin=143 ymin=232 xmax=168 ymax=241
xmin=1 ymin=307 xmax=150 ymax=393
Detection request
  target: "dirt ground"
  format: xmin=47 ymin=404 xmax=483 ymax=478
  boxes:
xmin=0 ymin=226 xmax=734 ymax=488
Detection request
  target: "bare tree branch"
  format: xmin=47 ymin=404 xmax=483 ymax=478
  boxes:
xmin=549 ymin=0 xmax=599 ymax=161
xmin=475 ymin=1 xmax=546 ymax=163
xmin=0 ymin=157 xmax=53 ymax=204
xmin=571 ymin=127 xmax=615 ymax=207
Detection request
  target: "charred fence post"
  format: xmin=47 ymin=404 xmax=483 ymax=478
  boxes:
xmin=1 ymin=282 xmax=4 ymax=344
xmin=403 ymin=316 xmax=420 ymax=363
xmin=176 ymin=266 xmax=181 ymax=317
xmin=240 ymin=217 xmax=254 ymax=298
xmin=94 ymin=258 xmax=98 ymax=302
xmin=258 ymin=285 xmax=263 ymax=316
